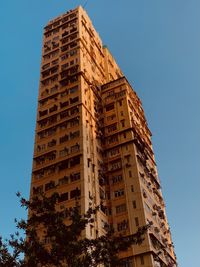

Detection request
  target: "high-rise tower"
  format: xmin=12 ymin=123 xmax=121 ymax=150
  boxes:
xmin=30 ymin=6 xmax=177 ymax=267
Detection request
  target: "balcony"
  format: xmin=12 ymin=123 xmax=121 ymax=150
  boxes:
xmin=41 ymin=74 xmax=59 ymax=87
xmin=45 ymin=181 xmax=56 ymax=191
xmin=117 ymin=220 xmax=129 ymax=232
xmin=70 ymin=187 xmax=81 ymax=199
xmin=70 ymin=172 xmax=80 ymax=182
xmin=34 ymin=151 xmax=57 ymax=168
xmin=49 ymin=105 xmax=58 ymax=113
xmin=52 ymin=42 xmax=59 ymax=50
xmin=32 ymin=185 xmax=43 ymax=195
xmin=48 ymin=139 xmax=57 ymax=148
xmin=42 ymin=66 xmax=58 ymax=79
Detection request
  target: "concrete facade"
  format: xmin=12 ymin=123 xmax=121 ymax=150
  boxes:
xmin=30 ymin=6 xmax=177 ymax=267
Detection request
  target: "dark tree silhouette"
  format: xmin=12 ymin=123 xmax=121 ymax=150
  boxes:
xmin=0 ymin=192 xmax=150 ymax=267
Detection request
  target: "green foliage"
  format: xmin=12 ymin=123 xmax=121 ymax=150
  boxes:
xmin=0 ymin=192 xmax=150 ymax=267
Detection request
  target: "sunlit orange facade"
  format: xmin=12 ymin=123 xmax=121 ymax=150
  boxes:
xmin=30 ymin=6 xmax=177 ymax=267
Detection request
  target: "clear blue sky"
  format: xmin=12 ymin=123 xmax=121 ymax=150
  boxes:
xmin=0 ymin=1 xmax=199 ymax=266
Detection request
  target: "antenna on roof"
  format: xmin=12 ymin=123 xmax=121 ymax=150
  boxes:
xmin=83 ymin=0 xmax=89 ymax=8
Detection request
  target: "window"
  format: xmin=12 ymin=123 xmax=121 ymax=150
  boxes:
xmin=69 ymin=85 xmax=78 ymax=94
xmin=114 ymin=189 xmax=124 ymax=198
xmin=61 ymin=45 xmax=69 ymax=53
xmin=110 ymin=160 xmax=122 ymax=171
xmin=48 ymin=116 xmax=57 ymax=125
xmin=45 ymin=181 xmax=55 ymax=191
xmin=60 ymin=122 xmax=68 ymax=130
xmin=112 ymin=175 xmax=123 ymax=184
xmin=90 ymin=225 xmax=93 ymax=236
xmin=125 ymin=155 xmax=130 ymax=163
xmin=53 ymin=29 xmax=59 ymax=35
xmin=70 ymin=34 xmax=78 ymax=41
xmin=52 ymin=41 xmax=59 ymax=49
xmin=132 ymin=201 xmax=137 ymax=209
xmin=60 ymin=134 xmax=69 ymax=144
xmin=58 ymin=192 xmax=68 ymax=202
xmin=121 ymin=120 xmax=125 ymax=127
xmin=61 ymin=63 xmax=69 ymax=70
xmin=131 ymin=185 xmax=134 ymax=192
xmin=60 ymin=148 xmax=68 ymax=157
xmin=52 ymin=59 xmax=59 ymax=65
xmin=135 ymin=217 xmax=139 ymax=227
xmin=107 ymin=123 xmax=117 ymax=133
xmin=62 ymin=37 xmax=69 ymax=45
xmin=61 ymin=53 xmax=68 ymax=61
xmin=42 ymin=63 xmax=50 ymax=70
xmin=92 ymin=164 xmax=95 ymax=173
xmin=143 ymin=189 xmax=147 ymax=198
xmin=37 ymin=144 xmax=46 ymax=152
xmin=70 ymin=156 xmax=80 ymax=167
xmin=59 ymin=176 xmax=69 ymax=185
xmin=70 ymin=41 xmax=78 ymax=48
xmin=116 ymin=204 xmax=126 ymax=214
xmin=107 ymin=114 xmax=116 ymax=121
xmin=70 ymin=130 xmax=80 ymax=139
xmin=58 ymin=160 xmax=69 ymax=171
xmin=117 ymin=220 xmax=128 ymax=231
xmin=70 ymin=49 xmax=77 ymax=56
xmin=105 ymin=104 xmax=114 ymax=111
xmin=51 ymin=50 xmax=59 ymax=58
xmin=71 ymin=143 xmax=80 ymax=153
xmin=47 ymin=127 xmax=57 ymax=136
xmin=33 ymin=185 xmax=43 ymax=195
xmin=70 ymin=96 xmax=79 ymax=104
xmin=109 ymin=147 xmax=120 ymax=157
xmin=49 ymin=105 xmax=58 ymax=113
xmin=89 ymin=191 xmax=93 ymax=200
xmin=129 ymin=170 xmax=132 ymax=177
xmin=70 ymin=107 xmax=79 ymax=115
xmin=70 ymin=172 xmax=80 ymax=182
xmin=107 ymin=134 xmax=118 ymax=145
xmin=106 ymin=191 xmax=110 ymax=200
xmin=70 ymin=118 xmax=79 ymax=127
xmin=60 ymin=101 xmax=69 ymax=109
xmin=46 ymin=166 xmax=56 ymax=175
xmin=45 ymin=32 xmax=51 ymax=38
xmin=140 ymin=256 xmax=144 ymax=265
xmin=87 ymin=158 xmax=90 ymax=168
xmin=120 ymin=258 xmax=133 ymax=267
xmin=70 ymin=188 xmax=81 ymax=199
xmin=39 ymin=110 xmax=48 ymax=117
xmin=53 ymin=21 xmax=60 ymax=27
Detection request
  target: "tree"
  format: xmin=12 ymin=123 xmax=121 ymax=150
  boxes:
xmin=0 ymin=192 xmax=150 ymax=267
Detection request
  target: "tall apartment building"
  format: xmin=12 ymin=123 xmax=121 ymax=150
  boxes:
xmin=30 ymin=6 xmax=177 ymax=267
